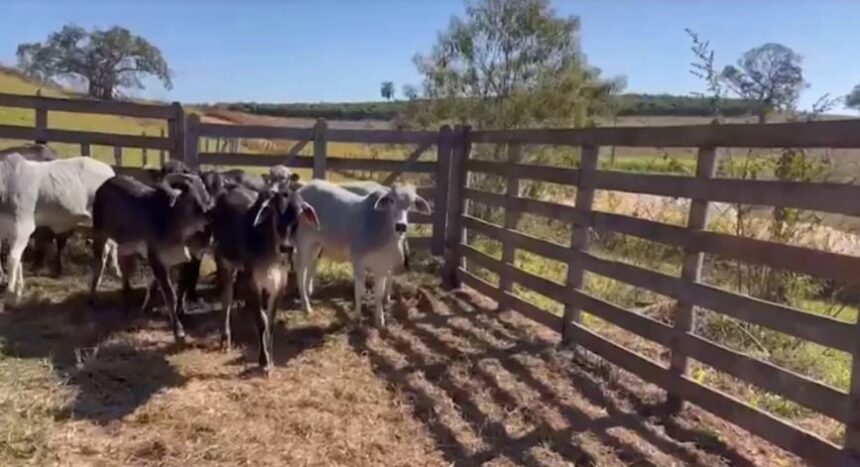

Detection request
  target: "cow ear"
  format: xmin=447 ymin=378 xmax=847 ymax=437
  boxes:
xmin=300 ymin=202 xmax=319 ymax=228
xmin=374 ymin=192 xmax=394 ymax=211
xmin=289 ymin=173 xmax=301 ymax=183
xmin=413 ymin=195 xmax=432 ymax=215
xmin=253 ymin=196 xmax=273 ymax=227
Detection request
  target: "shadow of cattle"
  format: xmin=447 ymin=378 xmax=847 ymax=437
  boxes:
xmin=0 ymin=286 xmax=189 ymax=423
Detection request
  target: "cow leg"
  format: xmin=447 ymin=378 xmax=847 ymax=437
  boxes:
xmin=372 ymin=271 xmax=389 ymax=328
xmin=118 ymin=254 xmax=137 ymax=315
xmin=89 ymin=237 xmax=107 ymax=304
xmin=218 ymin=262 xmax=238 ymax=350
xmin=249 ymin=284 xmax=273 ymax=372
xmin=139 ymin=278 xmax=160 ymax=315
xmin=177 ymin=258 xmax=201 ymax=312
xmin=148 ymin=251 xmax=185 ymax=343
xmin=5 ymin=223 xmax=34 ymax=304
xmin=296 ymin=244 xmax=319 ymax=314
xmin=352 ymin=258 xmax=365 ymax=318
xmin=383 ymin=273 xmax=394 ymax=305
xmin=52 ymin=231 xmax=70 ymax=278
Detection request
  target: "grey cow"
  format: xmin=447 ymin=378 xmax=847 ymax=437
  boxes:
xmin=293 ymin=180 xmax=430 ymax=327
xmin=89 ymin=173 xmax=213 ymax=342
xmin=0 ymin=151 xmax=115 ymax=302
xmin=0 ymin=144 xmax=71 ymax=277
xmin=210 ymin=183 xmax=318 ymax=371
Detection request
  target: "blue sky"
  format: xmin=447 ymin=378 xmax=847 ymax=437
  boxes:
xmin=1 ymin=0 xmax=859 ymax=111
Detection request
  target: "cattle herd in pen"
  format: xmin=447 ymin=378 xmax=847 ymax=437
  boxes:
xmin=0 ymin=143 xmax=431 ymax=372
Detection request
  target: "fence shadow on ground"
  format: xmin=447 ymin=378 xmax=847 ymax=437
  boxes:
xmin=344 ymin=285 xmax=758 ymax=466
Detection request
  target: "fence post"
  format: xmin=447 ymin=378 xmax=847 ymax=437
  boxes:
xmin=442 ymin=125 xmax=471 ymax=289
xmin=313 ymin=118 xmax=328 ymax=179
xmin=562 ymin=145 xmax=599 ymax=344
xmin=432 ymin=125 xmax=453 ymax=256
xmin=81 ymin=143 xmax=91 ymax=157
xmin=34 ymin=105 xmax=47 ymax=145
xmin=159 ymin=128 xmax=166 ymax=167
xmin=498 ymin=143 xmax=522 ymax=309
xmin=168 ymin=102 xmax=186 ymax=163
xmin=113 ymin=146 xmax=122 ymax=167
xmin=665 ymin=146 xmax=718 ymax=413
xmin=141 ymin=131 xmax=149 ymax=167
xmin=185 ymin=113 xmax=201 ymax=168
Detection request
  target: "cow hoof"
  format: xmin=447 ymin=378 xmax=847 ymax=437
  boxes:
xmin=261 ymin=364 xmax=273 ymax=377
xmin=220 ymin=337 xmax=232 ymax=352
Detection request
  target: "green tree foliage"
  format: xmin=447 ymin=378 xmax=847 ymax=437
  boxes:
xmin=846 ymin=84 xmax=860 ymax=112
xmin=17 ymin=24 xmax=172 ymax=100
xmin=380 ymin=81 xmax=395 ymax=101
xmin=411 ymin=0 xmax=622 ymax=130
xmin=721 ymin=43 xmax=807 ymax=122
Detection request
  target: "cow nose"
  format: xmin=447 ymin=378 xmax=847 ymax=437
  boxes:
xmin=394 ymin=222 xmax=407 ymax=233
xmin=280 ymin=244 xmax=294 ymax=254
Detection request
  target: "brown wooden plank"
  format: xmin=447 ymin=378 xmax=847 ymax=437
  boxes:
xmin=326 ymin=158 xmax=436 ymax=173
xmin=679 ymin=333 xmax=849 ymax=422
xmin=460 ymin=244 xmax=672 ymax=345
xmin=499 ymin=143 xmax=522 ymax=306
xmin=461 ymin=213 xmax=855 ymax=352
xmin=470 ymin=119 xmax=860 ymax=149
xmin=668 ymin=147 xmax=717 ymax=412
xmin=673 ymin=375 xmax=843 ymax=466
xmin=0 ymin=125 xmax=172 ymax=150
xmin=443 ymin=125 xmax=471 ymax=289
xmin=326 ymin=128 xmax=437 ymax=144
xmin=594 ymin=170 xmax=860 ymax=218
xmin=383 ymin=141 xmax=433 ymax=185
xmin=567 ymin=319 xmax=843 ymax=466
xmin=199 ymin=152 xmax=314 ymax=168
xmin=463 ymin=188 xmax=583 ymax=224
xmin=457 ymin=268 xmax=563 ymax=332
xmin=0 ymin=92 xmax=175 ymax=119
xmin=432 ymin=127 xmax=453 ymax=256
xmin=565 ymin=145 xmax=598 ymax=342
xmin=408 ymin=236 xmax=432 ymax=250
xmin=197 ymin=122 xmax=313 ymax=140
xmin=313 ymin=119 xmax=327 ymax=179
xmin=417 ymin=186 xmax=435 ymax=200
xmin=408 ymin=212 xmax=433 ymax=224
xmin=466 ymin=159 xmax=580 ymax=185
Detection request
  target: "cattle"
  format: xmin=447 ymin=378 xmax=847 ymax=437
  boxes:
xmin=0 ymin=152 xmax=116 ymax=303
xmin=0 ymin=144 xmax=72 ymax=277
xmin=293 ymin=180 xmax=430 ymax=327
xmin=89 ymin=173 xmax=213 ymax=342
xmin=210 ymin=184 xmax=318 ymax=371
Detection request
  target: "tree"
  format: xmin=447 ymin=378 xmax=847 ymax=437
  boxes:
xmin=720 ymin=43 xmax=806 ymax=123
xmin=380 ymin=81 xmax=395 ymax=101
xmin=402 ymin=84 xmax=419 ymax=101
xmin=412 ymin=0 xmax=620 ymax=130
xmin=17 ymin=24 xmax=172 ymax=100
xmin=847 ymin=84 xmax=860 ymax=112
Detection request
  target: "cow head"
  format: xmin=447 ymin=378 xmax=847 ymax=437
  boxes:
xmin=252 ymin=188 xmax=319 ymax=253
xmin=373 ymin=183 xmax=432 ymax=234
xmin=160 ymin=173 xmax=214 ymax=240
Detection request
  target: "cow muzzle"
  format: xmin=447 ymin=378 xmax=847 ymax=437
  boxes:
xmin=279 ymin=244 xmax=294 ymax=255
xmin=394 ymin=222 xmax=408 ymax=233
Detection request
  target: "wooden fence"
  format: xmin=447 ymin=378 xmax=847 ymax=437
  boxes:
xmin=443 ymin=120 xmax=860 ymax=466
xmin=4 ymin=91 xmax=860 ymax=464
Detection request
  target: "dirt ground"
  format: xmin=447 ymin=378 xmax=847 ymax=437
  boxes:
xmin=0 ymin=269 xmax=804 ymax=466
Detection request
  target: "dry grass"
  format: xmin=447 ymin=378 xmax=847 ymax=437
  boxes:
xmin=0 ymin=249 xmax=806 ymax=466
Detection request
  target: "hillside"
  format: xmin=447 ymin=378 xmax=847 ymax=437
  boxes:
xmin=0 ymin=68 xmax=167 ymax=166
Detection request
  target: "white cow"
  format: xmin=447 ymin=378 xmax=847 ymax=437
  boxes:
xmin=0 ymin=153 xmax=116 ymax=302
xmin=294 ymin=180 xmax=431 ymax=327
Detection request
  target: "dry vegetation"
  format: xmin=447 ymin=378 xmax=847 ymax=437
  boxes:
xmin=0 ymin=248 xmax=805 ymax=466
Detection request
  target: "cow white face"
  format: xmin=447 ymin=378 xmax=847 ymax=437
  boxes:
xmin=373 ymin=184 xmax=431 ymax=235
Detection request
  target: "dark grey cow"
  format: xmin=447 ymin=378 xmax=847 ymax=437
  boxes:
xmin=89 ymin=173 xmax=213 ymax=342
xmin=210 ymin=184 xmax=318 ymax=372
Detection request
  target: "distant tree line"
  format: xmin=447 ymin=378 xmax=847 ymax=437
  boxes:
xmin=219 ymin=93 xmax=754 ymax=122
